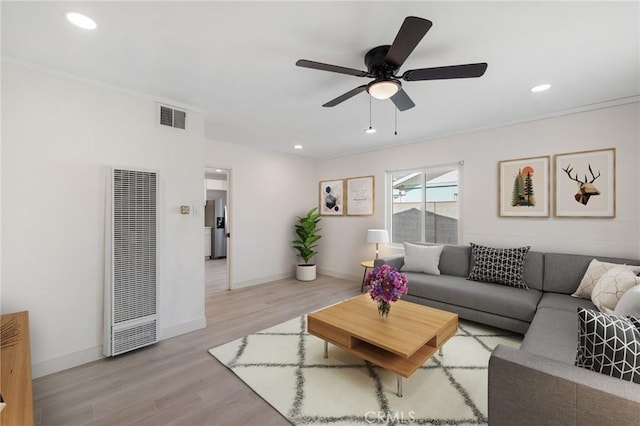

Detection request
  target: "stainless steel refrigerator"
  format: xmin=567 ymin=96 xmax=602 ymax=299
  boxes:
xmin=212 ymin=199 xmax=227 ymax=258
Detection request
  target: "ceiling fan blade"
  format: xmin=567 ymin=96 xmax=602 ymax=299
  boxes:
xmin=390 ymin=88 xmax=415 ymax=111
xmin=322 ymin=85 xmax=367 ymax=107
xmin=385 ymin=16 xmax=433 ymax=69
xmin=402 ymin=63 xmax=488 ymax=81
xmin=296 ymin=59 xmax=368 ymax=77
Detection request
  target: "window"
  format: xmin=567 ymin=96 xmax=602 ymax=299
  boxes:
xmin=388 ymin=164 xmax=461 ymax=245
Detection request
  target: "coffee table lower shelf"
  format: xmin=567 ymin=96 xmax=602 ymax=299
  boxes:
xmin=319 ymin=338 xmax=444 ymax=397
xmin=308 ymin=317 xmax=456 ymax=397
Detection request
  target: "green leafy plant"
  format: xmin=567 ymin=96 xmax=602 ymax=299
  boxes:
xmin=292 ymin=207 xmax=322 ymax=265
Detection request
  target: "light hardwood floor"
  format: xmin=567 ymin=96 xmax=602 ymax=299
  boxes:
xmin=205 ymin=258 xmax=228 ymax=294
xmin=33 ymin=274 xmax=360 ymax=425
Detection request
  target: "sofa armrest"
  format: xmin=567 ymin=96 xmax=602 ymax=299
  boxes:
xmin=488 ymin=344 xmax=640 ymax=426
xmin=373 ymin=255 xmax=404 ymax=270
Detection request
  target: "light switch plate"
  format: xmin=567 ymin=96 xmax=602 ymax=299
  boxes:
xmin=180 ymin=205 xmax=190 ymax=215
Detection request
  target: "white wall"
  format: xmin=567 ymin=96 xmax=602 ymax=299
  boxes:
xmin=1 ymin=62 xmax=207 ymax=378
xmin=203 ymin=140 xmax=316 ymax=288
xmin=317 ymin=103 xmax=640 ymax=280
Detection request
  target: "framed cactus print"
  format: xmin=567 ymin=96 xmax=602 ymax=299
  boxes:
xmin=499 ymin=156 xmax=550 ymax=217
xmin=555 ymin=148 xmax=615 ymax=218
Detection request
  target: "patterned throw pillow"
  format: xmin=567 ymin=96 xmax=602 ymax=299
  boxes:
xmin=591 ymin=265 xmax=640 ymax=313
xmin=573 ymin=259 xmax=640 ymax=300
xmin=576 ymin=308 xmax=640 ymax=384
xmin=467 ymin=243 xmax=530 ymax=289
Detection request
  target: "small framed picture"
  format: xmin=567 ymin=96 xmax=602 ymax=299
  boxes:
xmin=555 ymin=148 xmax=615 ymax=218
xmin=498 ymin=156 xmax=550 ymax=217
xmin=346 ymin=176 xmax=374 ymax=216
xmin=319 ymin=179 xmax=344 ymax=215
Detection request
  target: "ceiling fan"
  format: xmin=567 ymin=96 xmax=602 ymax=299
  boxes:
xmin=296 ymin=16 xmax=488 ymax=111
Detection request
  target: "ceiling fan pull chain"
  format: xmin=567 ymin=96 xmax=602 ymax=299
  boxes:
xmin=394 ymin=106 xmax=398 ymax=135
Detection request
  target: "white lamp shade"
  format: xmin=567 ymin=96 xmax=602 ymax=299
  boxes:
xmin=366 ymin=229 xmax=389 ymax=244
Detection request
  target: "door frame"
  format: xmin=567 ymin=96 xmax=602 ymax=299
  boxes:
xmin=204 ymin=166 xmax=232 ymax=291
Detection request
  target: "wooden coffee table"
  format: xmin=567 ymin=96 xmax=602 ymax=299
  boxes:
xmin=307 ymin=294 xmax=458 ymax=397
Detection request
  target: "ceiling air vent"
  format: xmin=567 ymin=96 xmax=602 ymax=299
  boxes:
xmin=159 ymin=105 xmax=186 ymax=130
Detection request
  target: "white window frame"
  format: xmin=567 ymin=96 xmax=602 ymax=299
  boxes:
xmin=386 ymin=161 xmax=463 ymax=248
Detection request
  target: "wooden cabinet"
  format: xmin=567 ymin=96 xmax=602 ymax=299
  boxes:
xmin=0 ymin=311 xmax=34 ymax=426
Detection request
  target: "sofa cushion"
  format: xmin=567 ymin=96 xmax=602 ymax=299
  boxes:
xmin=572 ymin=259 xmax=640 ymax=299
xmin=404 ymin=243 xmax=471 ymax=277
xmin=438 ymin=244 xmax=472 ymax=277
xmin=590 ymin=265 xmax=640 ymax=313
xmin=520 ymin=307 xmax=581 ymax=364
xmin=543 ymin=253 xmax=640 ymax=294
xmin=404 ymin=272 xmax=542 ymax=322
xmin=537 ymin=292 xmax=597 ymax=312
xmin=468 ymin=243 xmax=530 ymax=289
xmin=615 ymin=286 xmax=640 ymax=317
xmin=522 ymin=251 xmax=544 ymax=291
xmin=576 ymin=308 xmax=640 ymax=384
xmin=401 ymin=242 xmax=443 ymax=275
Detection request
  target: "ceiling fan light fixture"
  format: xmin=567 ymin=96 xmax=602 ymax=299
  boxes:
xmin=367 ymin=80 xmax=400 ymax=100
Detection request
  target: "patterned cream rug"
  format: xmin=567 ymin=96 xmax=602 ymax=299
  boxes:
xmin=208 ymin=315 xmax=521 ymax=425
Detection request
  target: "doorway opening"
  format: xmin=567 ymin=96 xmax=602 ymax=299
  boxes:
xmin=204 ymin=167 xmax=231 ymax=293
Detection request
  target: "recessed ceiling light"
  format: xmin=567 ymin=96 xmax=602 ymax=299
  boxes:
xmin=530 ymin=83 xmax=551 ymax=93
xmin=66 ymin=12 xmax=97 ymax=30
xmin=215 ymin=169 xmax=223 ymax=173
xmin=293 ymin=144 xmax=303 ymax=150
xmin=365 ymin=127 xmax=377 ymax=134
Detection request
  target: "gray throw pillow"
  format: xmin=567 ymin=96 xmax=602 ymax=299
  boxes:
xmin=467 ymin=243 xmax=530 ymax=289
xmin=401 ymin=243 xmax=443 ymax=275
xmin=576 ymin=308 xmax=640 ymax=384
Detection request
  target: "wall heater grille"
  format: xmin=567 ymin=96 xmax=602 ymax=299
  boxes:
xmin=105 ymin=168 xmax=159 ymax=356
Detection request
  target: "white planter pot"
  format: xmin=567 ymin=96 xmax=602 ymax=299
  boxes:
xmin=296 ymin=264 xmax=317 ymax=281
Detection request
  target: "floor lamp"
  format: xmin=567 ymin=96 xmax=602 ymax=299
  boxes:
xmin=367 ymin=229 xmax=389 ymax=260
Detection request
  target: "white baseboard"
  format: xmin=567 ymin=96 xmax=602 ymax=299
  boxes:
xmin=32 ymin=316 xmax=207 ymax=379
xmin=159 ymin=316 xmax=206 ymax=340
xmin=32 ymin=345 xmax=104 ymax=379
xmin=232 ymin=272 xmax=293 ymax=289
xmin=317 ymin=268 xmax=360 ymax=283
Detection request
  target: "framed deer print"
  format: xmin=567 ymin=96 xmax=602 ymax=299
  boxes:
xmin=499 ymin=156 xmax=550 ymax=217
xmin=555 ymin=148 xmax=615 ymax=218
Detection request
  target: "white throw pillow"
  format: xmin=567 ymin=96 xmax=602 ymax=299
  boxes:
xmin=573 ymin=259 xmax=640 ymax=299
xmin=614 ymin=285 xmax=640 ymax=317
xmin=591 ymin=265 xmax=640 ymax=313
xmin=402 ymin=243 xmax=443 ymax=275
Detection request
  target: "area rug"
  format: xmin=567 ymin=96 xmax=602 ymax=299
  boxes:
xmin=208 ymin=315 xmax=522 ymax=425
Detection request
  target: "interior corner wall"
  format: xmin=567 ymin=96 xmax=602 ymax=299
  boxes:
xmin=203 ymin=140 xmax=316 ymax=288
xmin=316 ymin=102 xmax=640 ymax=280
xmin=1 ymin=62 xmax=206 ymax=378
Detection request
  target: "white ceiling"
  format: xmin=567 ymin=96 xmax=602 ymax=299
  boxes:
xmin=2 ymin=1 xmax=639 ymax=159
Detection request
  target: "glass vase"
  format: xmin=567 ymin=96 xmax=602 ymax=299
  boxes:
xmin=377 ymin=301 xmax=391 ymax=319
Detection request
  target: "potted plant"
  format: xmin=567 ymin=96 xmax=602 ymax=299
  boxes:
xmin=292 ymin=207 xmax=321 ymax=281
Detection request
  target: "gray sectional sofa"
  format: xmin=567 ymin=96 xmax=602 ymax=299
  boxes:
xmin=375 ymin=245 xmax=640 ymax=425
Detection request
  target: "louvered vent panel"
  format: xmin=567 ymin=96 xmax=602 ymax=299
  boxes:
xmin=173 ymin=109 xmax=186 ymax=129
xmin=113 ymin=320 xmax=157 ymax=355
xmin=159 ymin=106 xmax=173 ymax=127
xmin=113 ymin=169 xmax=157 ymax=323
